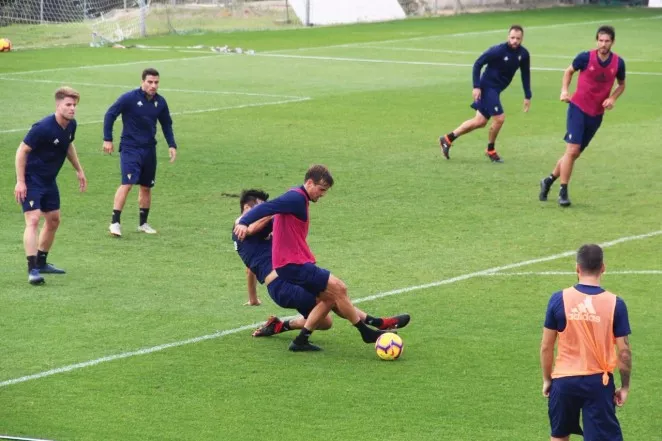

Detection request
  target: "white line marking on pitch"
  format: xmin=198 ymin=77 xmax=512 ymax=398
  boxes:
xmin=253 ymin=53 xmax=662 ymax=76
xmin=1 ymin=229 xmax=660 ymax=389
xmin=2 ymin=15 xmax=660 ymax=78
xmin=0 ymin=77 xmax=304 ymax=99
xmin=0 ymin=436 xmax=57 ymax=441
xmin=0 ymin=97 xmax=311 ymax=134
xmin=485 ymin=270 xmax=662 ymax=276
xmin=350 ymin=45 xmax=660 ymax=63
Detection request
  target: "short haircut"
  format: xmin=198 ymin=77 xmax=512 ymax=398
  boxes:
xmin=576 ymin=244 xmax=604 ymax=274
xmin=239 ymin=189 xmax=269 ymax=212
xmin=142 ymin=68 xmax=160 ymax=80
xmin=596 ymin=25 xmax=615 ymax=41
xmin=55 ymin=86 xmax=80 ymax=103
xmin=509 ymin=24 xmax=524 ymax=34
xmin=304 ymin=164 xmax=334 ymax=187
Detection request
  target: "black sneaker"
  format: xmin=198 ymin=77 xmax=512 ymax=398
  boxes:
xmin=288 ymin=341 xmax=322 ymax=352
xmin=379 ymin=314 xmax=411 ymax=330
xmin=439 ymin=135 xmax=452 ymax=159
xmin=252 ymin=316 xmax=283 ymax=337
xmin=539 ymin=178 xmax=552 ymax=201
xmin=558 ymin=190 xmax=571 ymax=207
xmin=485 ymin=150 xmax=504 ymax=163
xmin=28 ymin=269 xmax=45 ymax=285
xmin=38 ymin=263 xmax=66 ymax=274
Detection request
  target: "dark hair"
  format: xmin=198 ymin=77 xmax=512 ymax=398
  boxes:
xmin=304 ymin=164 xmax=334 ymax=187
xmin=576 ymin=244 xmax=604 ymax=274
xmin=596 ymin=25 xmax=615 ymax=41
xmin=509 ymin=24 xmax=524 ymax=34
xmin=239 ymin=189 xmax=269 ymax=212
xmin=142 ymin=68 xmax=160 ymax=80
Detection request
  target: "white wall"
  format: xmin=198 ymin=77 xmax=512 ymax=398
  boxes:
xmin=289 ymin=0 xmax=406 ymax=26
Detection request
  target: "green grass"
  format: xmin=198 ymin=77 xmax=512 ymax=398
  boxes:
xmin=1 ymin=6 xmax=662 ymax=441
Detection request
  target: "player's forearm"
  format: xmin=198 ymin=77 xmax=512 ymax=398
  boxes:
xmin=246 ymin=269 xmax=258 ymax=299
xmin=610 ymin=83 xmax=626 ymax=101
xmin=246 ymin=216 xmax=273 ymax=236
xmin=103 ymin=102 xmax=121 ymax=141
xmin=522 ymin=66 xmax=532 ymax=99
xmin=15 ymin=147 xmax=28 ymax=183
xmin=540 ymin=346 xmax=554 ymax=381
xmin=618 ymin=348 xmax=632 ymax=389
xmin=162 ymin=124 xmax=177 ymax=148
xmin=66 ymin=144 xmax=84 ymax=172
xmin=561 ymin=69 xmax=574 ymax=94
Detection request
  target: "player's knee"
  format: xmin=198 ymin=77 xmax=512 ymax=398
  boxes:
xmin=24 ymin=213 xmax=40 ymax=229
xmin=318 ymin=315 xmax=333 ymax=330
xmin=566 ymin=145 xmax=581 ymax=159
xmin=45 ymin=214 xmax=60 ymax=229
xmin=475 ymin=117 xmax=488 ymax=128
xmin=330 ymin=277 xmax=348 ymax=298
xmin=493 ymin=115 xmax=505 ymax=125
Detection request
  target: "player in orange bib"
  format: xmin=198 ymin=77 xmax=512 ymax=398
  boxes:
xmin=540 ymin=244 xmax=632 ymax=441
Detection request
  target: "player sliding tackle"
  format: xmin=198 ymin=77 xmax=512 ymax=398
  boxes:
xmin=233 ymin=166 xmax=410 ymax=352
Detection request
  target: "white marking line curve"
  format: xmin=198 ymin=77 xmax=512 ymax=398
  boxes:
xmin=0 ymin=436 xmax=56 ymax=441
xmin=0 ymin=77 xmax=304 ymax=99
xmin=1 ymin=229 xmax=660 ymax=389
xmin=485 ymin=270 xmax=662 ymax=276
xmin=0 ymin=97 xmax=311 ymax=134
xmin=254 ymin=53 xmax=662 ymax=76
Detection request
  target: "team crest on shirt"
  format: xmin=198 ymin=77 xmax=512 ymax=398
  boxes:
xmin=589 ymin=66 xmax=595 ymax=71
xmin=137 ymin=101 xmax=143 ymax=107
xmin=518 ymin=55 xmax=521 ymax=61
xmin=503 ymin=56 xmax=509 ymax=61
xmin=53 ymin=138 xmax=59 ymax=145
xmin=154 ymin=101 xmax=158 ymax=107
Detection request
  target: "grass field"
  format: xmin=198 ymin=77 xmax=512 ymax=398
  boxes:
xmin=1 ymin=6 xmax=662 ymax=441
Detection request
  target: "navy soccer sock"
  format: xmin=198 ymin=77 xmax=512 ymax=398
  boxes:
xmin=139 ymin=208 xmax=150 ymax=226
xmin=112 ymin=210 xmax=121 ymax=224
xmin=293 ymin=328 xmax=312 ymax=345
xmin=364 ymin=315 xmax=384 ymax=328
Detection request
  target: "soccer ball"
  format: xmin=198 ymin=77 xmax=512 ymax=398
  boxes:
xmin=375 ymin=332 xmax=404 ymax=361
xmin=0 ymin=38 xmax=12 ymax=52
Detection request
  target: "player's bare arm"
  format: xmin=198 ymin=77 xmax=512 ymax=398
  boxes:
xmin=246 ymin=216 xmax=274 ymax=236
xmin=540 ymin=327 xmax=557 ymax=397
xmin=560 ymin=65 xmax=576 ymax=102
xmin=614 ymin=335 xmax=631 ymax=406
xmin=603 ymin=78 xmax=626 ymax=110
xmin=244 ymin=268 xmax=261 ymax=306
xmin=14 ymin=142 xmax=32 ymax=203
xmin=66 ymin=143 xmax=87 ymax=192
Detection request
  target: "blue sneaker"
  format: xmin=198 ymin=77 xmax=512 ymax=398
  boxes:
xmin=28 ymin=269 xmax=45 ymax=285
xmin=38 ymin=263 xmax=66 ymax=274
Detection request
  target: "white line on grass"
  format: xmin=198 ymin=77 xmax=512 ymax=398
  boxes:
xmin=253 ymin=53 xmax=662 ymax=76
xmin=485 ymin=270 xmax=662 ymax=276
xmin=350 ymin=45 xmax=660 ymax=63
xmin=0 ymin=54 xmax=220 ymax=77
xmin=1 ymin=229 xmax=660 ymax=389
xmin=0 ymin=97 xmax=311 ymax=135
xmin=2 ymin=15 xmax=660 ymax=78
xmin=0 ymin=436 xmax=56 ymax=441
xmin=0 ymin=77 xmax=304 ymax=99
xmin=273 ymin=15 xmax=662 ymax=53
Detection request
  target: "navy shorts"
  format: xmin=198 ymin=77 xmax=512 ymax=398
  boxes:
xmin=267 ymin=278 xmax=318 ymax=318
xmin=548 ymin=374 xmax=623 ymax=441
xmin=22 ymin=183 xmax=60 ymax=213
xmin=471 ymin=87 xmax=504 ymax=120
xmin=564 ymin=103 xmax=603 ymax=151
xmin=275 ymin=263 xmax=330 ymax=296
xmin=120 ymin=147 xmax=157 ymax=187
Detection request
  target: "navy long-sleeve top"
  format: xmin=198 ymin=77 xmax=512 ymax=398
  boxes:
xmin=103 ymin=88 xmax=177 ymax=150
xmin=238 ymin=186 xmax=308 ymax=225
xmin=473 ymin=42 xmax=532 ymax=99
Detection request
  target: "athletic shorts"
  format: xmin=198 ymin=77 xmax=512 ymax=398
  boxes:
xmin=564 ymin=102 xmax=603 ymax=151
xmin=22 ymin=182 xmax=60 ymax=213
xmin=267 ymin=278 xmax=318 ymax=318
xmin=120 ymin=147 xmax=157 ymax=187
xmin=275 ymin=263 xmax=330 ymax=296
xmin=470 ymin=87 xmax=504 ymax=120
xmin=548 ymin=373 xmax=623 ymax=441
